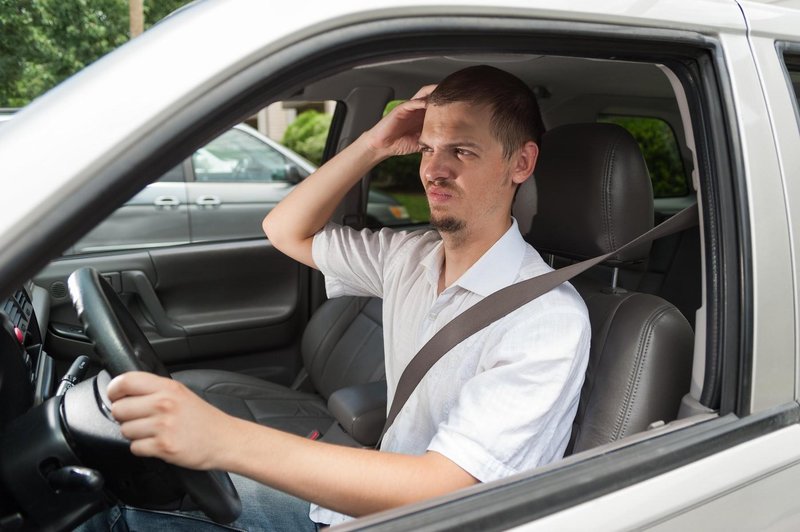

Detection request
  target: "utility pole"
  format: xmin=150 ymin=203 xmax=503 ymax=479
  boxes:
xmin=130 ymin=0 xmax=144 ymax=38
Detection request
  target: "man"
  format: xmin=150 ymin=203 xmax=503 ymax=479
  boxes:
xmin=88 ymin=65 xmax=590 ymax=530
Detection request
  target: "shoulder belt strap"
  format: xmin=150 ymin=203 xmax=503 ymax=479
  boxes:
xmin=378 ymin=203 xmax=699 ymax=446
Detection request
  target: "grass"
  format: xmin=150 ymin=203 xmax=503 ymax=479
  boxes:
xmin=390 ymin=192 xmax=430 ymax=222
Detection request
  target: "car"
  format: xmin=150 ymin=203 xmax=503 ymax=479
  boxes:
xmin=1 ymin=0 xmax=800 ymax=530
xmin=56 ymin=123 xmax=411 ymax=254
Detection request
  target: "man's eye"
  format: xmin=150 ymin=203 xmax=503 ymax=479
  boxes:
xmin=419 ymin=146 xmax=433 ymax=153
xmin=455 ymin=148 xmax=473 ymax=156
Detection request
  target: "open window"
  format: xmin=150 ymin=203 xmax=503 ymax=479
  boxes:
xmin=9 ymin=8 xmax=774 ymax=531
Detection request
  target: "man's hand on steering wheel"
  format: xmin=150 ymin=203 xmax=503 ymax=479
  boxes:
xmin=108 ymin=372 xmax=235 ymax=471
xmin=68 ymin=266 xmax=241 ymax=524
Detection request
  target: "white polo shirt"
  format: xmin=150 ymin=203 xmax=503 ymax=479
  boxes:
xmin=309 ymin=218 xmax=590 ymax=526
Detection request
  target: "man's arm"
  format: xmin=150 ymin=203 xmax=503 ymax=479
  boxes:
xmin=108 ymin=372 xmax=477 ymax=517
xmin=262 ymin=85 xmax=435 ymax=268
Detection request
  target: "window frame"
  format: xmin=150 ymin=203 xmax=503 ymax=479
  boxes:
xmin=22 ymin=15 xmax=756 ymax=529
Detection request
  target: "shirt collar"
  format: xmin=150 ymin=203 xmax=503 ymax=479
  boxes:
xmin=420 ymin=218 xmax=528 ymax=297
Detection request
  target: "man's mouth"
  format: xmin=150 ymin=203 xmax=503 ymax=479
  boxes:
xmin=426 ymin=184 xmax=457 ymax=204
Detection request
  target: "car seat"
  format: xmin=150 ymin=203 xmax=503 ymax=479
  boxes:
xmin=525 ymin=123 xmax=695 ymax=454
xmin=174 ymin=296 xmax=384 ymax=437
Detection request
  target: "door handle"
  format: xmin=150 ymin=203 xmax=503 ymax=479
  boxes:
xmin=196 ymin=195 xmax=222 ymax=207
xmin=154 ymin=195 xmax=180 ymax=208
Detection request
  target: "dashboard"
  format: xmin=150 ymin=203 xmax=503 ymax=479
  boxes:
xmin=0 ymin=281 xmax=54 ymax=430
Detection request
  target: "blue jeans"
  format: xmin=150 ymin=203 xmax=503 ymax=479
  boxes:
xmin=77 ymin=474 xmax=321 ymax=531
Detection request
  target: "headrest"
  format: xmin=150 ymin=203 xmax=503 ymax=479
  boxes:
xmin=527 ymin=123 xmax=654 ymax=264
xmin=511 ymin=175 xmax=537 ymax=235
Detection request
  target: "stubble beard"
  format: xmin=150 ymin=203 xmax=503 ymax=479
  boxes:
xmin=430 ymin=214 xmax=465 ymax=234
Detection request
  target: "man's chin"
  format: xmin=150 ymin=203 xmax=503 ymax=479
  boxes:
xmin=431 ymin=215 xmax=465 ymax=233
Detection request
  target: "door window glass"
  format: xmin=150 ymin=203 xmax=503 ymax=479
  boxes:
xmin=368 ymin=100 xmax=428 ymax=228
xmin=782 ymin=52 xmax=800 ymax=126
xmin=192 ymin=128 xmax=299 ymax=182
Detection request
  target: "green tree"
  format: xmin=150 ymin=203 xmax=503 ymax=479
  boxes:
xmin=0 ymin=0 xmax=190 ymax=107
xmin=281 ymin=110 xmax=332 ymax=165
xmin=372 ymin=100 xmax=422 ymax=191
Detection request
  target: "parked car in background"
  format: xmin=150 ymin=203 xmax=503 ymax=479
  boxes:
xmin=1 ymin=0 xmax=800 ymax=530
xmin=66 ymin=123 xmax=410 ymax=254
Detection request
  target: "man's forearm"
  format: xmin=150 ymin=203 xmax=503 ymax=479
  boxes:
xmin=216 ymin=416 xmax=477 ymax=517
xmin=262 ymin=134 xmax=385 ymax=267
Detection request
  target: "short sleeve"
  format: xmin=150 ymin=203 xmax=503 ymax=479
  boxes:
xmin=427 ymin=308 xmax=591 ymax=482
xmin=311 ymin=223 xmax=418 ymax=299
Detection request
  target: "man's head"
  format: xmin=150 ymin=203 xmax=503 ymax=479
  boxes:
xmin=418 ymin=66 xmax=542 ymax=243
xmin=427 ymin=65 xmax=544 ymax=159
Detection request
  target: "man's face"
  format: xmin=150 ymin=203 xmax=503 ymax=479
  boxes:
xmin=418 ymin=102 xmax=518 ymax=238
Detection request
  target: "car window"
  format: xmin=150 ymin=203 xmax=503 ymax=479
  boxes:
xmin=191 ymin=128 xmax=296 ymax=183
xmin=368 ymin=100 xmax=429 ymax=228
xmin=158 ymin=163 xmax=185 ymax=183
xmin=599 ymin=115 xmax=689 ymax=198
xmin=782 ymin=52 xmax=800 ymax=125
xmin=66 ymin=102 xmax=336 ymax=255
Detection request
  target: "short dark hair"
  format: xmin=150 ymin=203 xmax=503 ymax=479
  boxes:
xmin=428 ymin=65 xmax=544 ymax=158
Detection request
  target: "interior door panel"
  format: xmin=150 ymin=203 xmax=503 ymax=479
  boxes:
xmin=35 ymin=239 xmax=307 ymax=386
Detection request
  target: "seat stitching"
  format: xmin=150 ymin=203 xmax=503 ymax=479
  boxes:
xmin=602 ymin=132 xmax=623 ymax=253
xmin=309 ymin=298 xmax=366 ymax=372
xmin=338 ymin=321 xmax=381 ymax=384
xmin=573 ymin=292 xmax=633 ymax=442
xmin=611 ymin=303 xmax=673 ymax=440
xmin=315 ymin=298 xmax=367 ymax=380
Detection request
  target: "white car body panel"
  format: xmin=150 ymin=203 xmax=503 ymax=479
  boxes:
xmin=713 ymin=29 xmax=795 ymax=412
xmin=512 ymin=424 xmax=800 ymax=530
xmin=740 ymin=1 xmax=800 ymax=404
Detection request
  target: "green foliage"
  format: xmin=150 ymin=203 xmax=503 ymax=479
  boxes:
xmin=281 ymin=110 xmax=332 ymax=165
xmin=372 ymin=100 xmax=423 ymax=191
xmin=0 ymin=0 xmax=190 ymax=107
xmin=600 ymin=115 xmax=689 ymax=198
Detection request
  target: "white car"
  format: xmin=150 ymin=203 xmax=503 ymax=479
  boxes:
xmin=0 ymin=1 xmax=799 ymax=530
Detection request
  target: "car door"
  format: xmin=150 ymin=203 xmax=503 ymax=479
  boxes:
xmin=34 ymin=124 xmax=327 ymax=386
xmin=186 ymin=125 xmax=309 ymax=244
xmin=66 ymin=163 xmax=191 ymax=254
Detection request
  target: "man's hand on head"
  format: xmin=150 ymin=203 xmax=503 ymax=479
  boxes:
xmin=364 ymin=84 xmax=437 ymax=159
xmin=107 ymin=372 xmax=235 ymax=471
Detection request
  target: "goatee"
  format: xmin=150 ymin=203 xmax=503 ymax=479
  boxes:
xmin=431 ymin=215 xmax=465 ymax=233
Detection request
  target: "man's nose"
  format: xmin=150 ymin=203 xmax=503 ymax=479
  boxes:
xmin=422 ymin=151 xmax=454 ymax=182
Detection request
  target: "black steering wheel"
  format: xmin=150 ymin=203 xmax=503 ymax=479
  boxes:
xmin=67 ymin=267 xmax=242 ymax=524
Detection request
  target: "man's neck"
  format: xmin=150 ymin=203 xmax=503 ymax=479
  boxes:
xmin=437 ymin=217 xmax=513 ymax=294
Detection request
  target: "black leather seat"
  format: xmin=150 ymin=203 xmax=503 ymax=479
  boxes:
xmin=174 ymin=296 xmax=384 ymax=437
xmin=527 ymin=123 xmax=695 ymax=454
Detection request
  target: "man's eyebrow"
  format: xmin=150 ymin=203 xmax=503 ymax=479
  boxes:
xmin=417 ymin=140 xmax=483 ymax=150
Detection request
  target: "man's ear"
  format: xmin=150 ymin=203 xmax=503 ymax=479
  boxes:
xmin=511 ymin=141 xmax=539 ymax=184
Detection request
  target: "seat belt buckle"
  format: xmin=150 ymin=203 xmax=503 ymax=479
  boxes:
xmin=307 ymin=429 xmax=321 ymax=440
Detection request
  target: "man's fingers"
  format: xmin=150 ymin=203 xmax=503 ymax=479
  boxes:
xmin=111 ymin=393 xmax=177 ymax=423
xmin=411 ymin=84 xmax=437 ymax=100
xmin=129 ymin=437 xmax=164 ymax=459
xmin=107 ymin=371 xmax=176 ymax=402
xmin=118 ymin=416 xmax=160 ymax=440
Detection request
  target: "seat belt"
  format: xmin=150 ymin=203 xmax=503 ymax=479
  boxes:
xmin=378 ymin=203 xmax=699 ymax=446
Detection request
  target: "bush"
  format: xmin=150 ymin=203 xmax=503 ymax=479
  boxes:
xmin=281 ymin=110 xmax=332 ymax=165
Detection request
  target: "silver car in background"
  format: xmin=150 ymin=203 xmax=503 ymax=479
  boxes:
xmin=69 ymin=124 xmax=410 ymax=254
